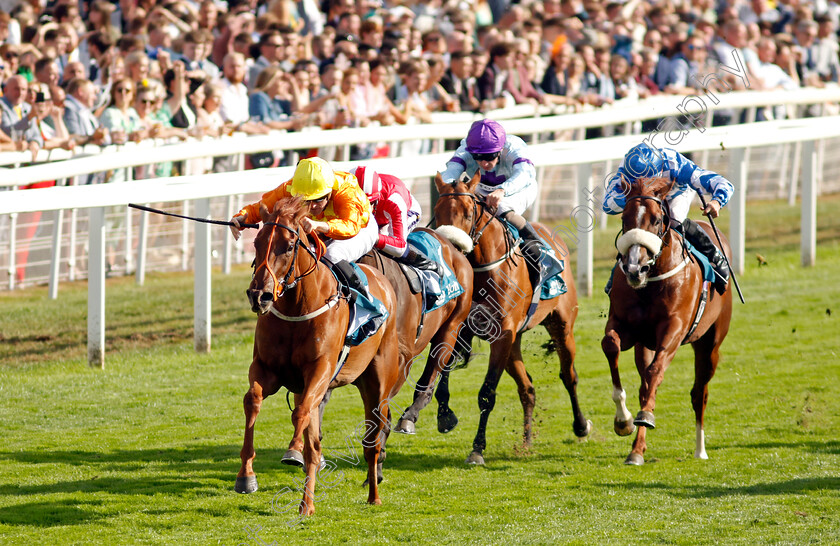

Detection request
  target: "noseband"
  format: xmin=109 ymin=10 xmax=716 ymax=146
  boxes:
xmin=253 ymin=221 xmax=323 ymax=301
xmin=615 ymin=195 xmax=672 ymax=267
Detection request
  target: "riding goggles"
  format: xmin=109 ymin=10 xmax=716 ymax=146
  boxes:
xmin=470 ymin=151 xmax=501 ymax=162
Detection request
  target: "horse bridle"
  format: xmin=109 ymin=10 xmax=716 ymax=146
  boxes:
xmin=613 ymin=194 xmax=674 ymax=270
xmin=437 ymin=189 xmax=498 ymax=245
xmin=253 ymin=220 xmax=323 ymax=301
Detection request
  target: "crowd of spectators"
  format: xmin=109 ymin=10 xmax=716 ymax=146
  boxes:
xmin=0 ymin=0 xmax=839 ymax=168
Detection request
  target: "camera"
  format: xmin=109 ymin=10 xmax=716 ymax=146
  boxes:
xmin=34 ymin=92 xmax=48 ymax=103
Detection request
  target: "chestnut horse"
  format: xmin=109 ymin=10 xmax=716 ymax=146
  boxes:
xmin=432 ymin=173 xmax=592 ymax=465
xmin=234 ymin=197 xmax=403 ymax=516
xmin=602 ymin=176 xmax=733 ymax=465
xmin=315 ymin=229 xmax=474 ymax=482
xmin=358 ymin=229 xmax=474 ymax=436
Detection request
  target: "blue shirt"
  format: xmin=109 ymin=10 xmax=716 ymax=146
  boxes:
xmin=603 ymin=147 xmax=735 ymax=214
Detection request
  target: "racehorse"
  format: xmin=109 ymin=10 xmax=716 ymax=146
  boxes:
xmin=431 ymin=172 xmax=592 ymax=465
xmin=234 ymin=197 xmax=403 ymax=516
xmin=314 ymin=229 xmax=474 ymax=482
xmin=602 ymin=176 xmax=733 ymax=465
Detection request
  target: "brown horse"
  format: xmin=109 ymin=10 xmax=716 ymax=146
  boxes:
xmin=358 ymin=229 xmax=474 ymax=437
xmin=314 ymin=229 xmax=474 ymax=482
xmin=234 ymin=197 xmax=403 ymax=516
xmin=432 ymin=172 xmax=591 ymax=465
xmin=602 ymin=176 xmax=733 ymax=465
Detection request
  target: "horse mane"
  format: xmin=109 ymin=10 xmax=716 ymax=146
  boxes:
xmin=270 ymin=195 xmax=306 ymax=223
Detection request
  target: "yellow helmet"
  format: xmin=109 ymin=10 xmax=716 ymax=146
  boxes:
xmin=290 ymin=157 xmax=335 ymax=200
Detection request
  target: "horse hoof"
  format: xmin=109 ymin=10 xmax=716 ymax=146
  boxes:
xmin=437 ymin=410 xmax=459 ymax=434
xmin=634 ymin=411 xmax=656 ymax=429
xmin=614 ymin=418 xmax=636 ymax=436
xmin=624 ymin=453 xmax=645 ymax=466
xmin=395 ymin=419 xmax=416 ymax=435
xmin=319 ymin=454 xmax=327 ymax=471
xmin=574 ymin=419 xmax=593 ymax=438
xmin=235 ymin=475 xmax=258 ymax=494
xmin=465 ymin=451 xmax=485 ymax=465
xmin=281 ymin=449 xmax=305 ymax=467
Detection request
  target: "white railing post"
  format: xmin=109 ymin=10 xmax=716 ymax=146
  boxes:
xmin=788 ymin=140 xmax=802 ymax=205
xmin=576 ymin=162 xmax=594 ymax=297
xmin=801 ymin=140 xmax=817 ymax=267
xmin=48 ymin=208 xmax=64 ymax=299
xmin=181 ymin=200 xmax=190 ymax=271
xmin=7 ymin=209 xmax=17 ymax=290
xmin=223 ymin=194 xmax=234 ymax=274
xmin=728 ymin=147 xmax=747 ymax=275
xmin=136 ymin=208 xmax=149 ymax=285
xmin=194 ymin=198 xmax=212 ymax=352
xmin=124 ymin=170 xmax=134 ymax=275
xmin=88 ymin=206 xmax=106 ymax=368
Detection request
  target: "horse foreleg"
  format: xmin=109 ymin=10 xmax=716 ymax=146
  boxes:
xmin=546 ymin=309 xmax=591 ymax=439
xmin=503 ymin=334 xmax=536 ymax=449
xmin=636 ymin=328 xmax=682 ymax=427
xmin=691 ymin=329 xmax=721 ymax=460
xmin=285 ymin=370 xmax=331 ymax=468
xmin=235 ymin=381 xmax=264 ymax=493
xmin=299 ymin=405 xmax=322 ymax=517
xmin=602 ymin=327 xmax=634 ymax=437
xmin=467 ymin=334 xmax=513 ymax=465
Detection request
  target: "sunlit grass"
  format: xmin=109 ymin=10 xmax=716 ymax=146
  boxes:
xmin=0 ymin=196 xmax=838 ymax=545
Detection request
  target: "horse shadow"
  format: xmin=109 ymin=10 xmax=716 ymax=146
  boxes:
xmin=610 ymin=477 xmax=840 ymax=499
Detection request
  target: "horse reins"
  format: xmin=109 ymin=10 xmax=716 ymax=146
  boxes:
xmin=438 ymin=189 xmax=519 ymax=269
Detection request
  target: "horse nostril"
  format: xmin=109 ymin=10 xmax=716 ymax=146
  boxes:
xmin=640 ymin=265 xmax=650 ymax=275
xmin=259 ymin=292 xmax=273 ymax=303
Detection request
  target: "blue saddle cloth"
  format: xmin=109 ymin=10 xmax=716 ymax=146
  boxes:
xmin=407 ymin=231 xmax=465 ymax=312
xmin=504 ymin=223 xmax=567 ymax=300
xmin=344 ymin=264 xmax=389 ymax=346
xmin=680 ymin=234 xmax=716 ymax=284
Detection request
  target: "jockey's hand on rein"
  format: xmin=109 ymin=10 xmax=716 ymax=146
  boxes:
xmin=703 ymin=199 xmax=721 ymax=218
xmin=230 ymin=214 xmax=246 ymax=241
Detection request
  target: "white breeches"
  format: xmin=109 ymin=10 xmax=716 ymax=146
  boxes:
xmin=324 ymin=220 xmax=380 ymax=263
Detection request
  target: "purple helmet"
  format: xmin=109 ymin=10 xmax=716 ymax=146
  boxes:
xmin=465 ymin=119 xmax=506 ymax=154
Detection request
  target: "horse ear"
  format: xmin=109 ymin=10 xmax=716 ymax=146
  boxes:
xmin=647 ymin=176 xmax=674 ymax=199
xmin=434 ymin=172 xmax=447 ymax=193
xmin=619 ymin=174 xmax=630 ymax=196
xmin=291 ymin=195 xmax=307 ymax=224
xmin=466 ymin=170 xmax=481 ymax=192
xmin=259 ymin=202 xmax=271 ymax=223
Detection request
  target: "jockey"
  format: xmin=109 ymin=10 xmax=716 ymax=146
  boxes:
xmin=230 ymin=156 xmax=379 ymax=297
xmin=439 ymin=118 xmax=560 ymax=274
xmin=351 ymin=166 xmax=444 ymax=277
xmin=603 ymin=142 xmax=734 ymax=294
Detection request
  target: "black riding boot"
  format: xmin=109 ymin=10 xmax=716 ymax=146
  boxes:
xmin=331 ymin=259 xmax=370 ymax=300
xmin=400 ymin=247 xmax=445 ymax=277
xmin=682 ymin=219 xmax=730 ymax=295
xmin=519 ymin=222 xmax=547 ymax=269
xmin=605 ymin=262 xmax=617 ymax=295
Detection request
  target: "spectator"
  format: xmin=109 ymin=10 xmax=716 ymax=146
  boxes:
xmin=440 ymin=51 xmax=481 ymax=112
xmin=125 ymin=50 xmax=150 ymax=84
xmin=63 ymin=77 xmax=109 ymax=145
xmin=812 ymin=15 xmax=839 ymax=83
xmin=0 ymin=75 xmax=43 ymax=158
xmin=476 ymin=41 xmax=517 ymax=110
xmin=248 ymin=66 xmax=304 ymax=132
xmin=248 ymin=30 xmax=284 ymax=89
xmin=755 ymin=37 xmax=799 ymax=120
xmin=99 ymin=77 xmax=145 ymax=145
xmin=664 ymin=36 xmax=710 ymax=95
xmin=33 ymin=57 xmax=60 ymax=89
xmin=62 ymin=61 xmax=86 ymax=84
xmin=180 ymin=30 xmax=219 ymax=81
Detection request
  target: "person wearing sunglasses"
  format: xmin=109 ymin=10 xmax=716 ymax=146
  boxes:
xmin=230 ymin=157 xmax=379 ymax=298
xmin=439 ymin=118 xmax=561 ymax=276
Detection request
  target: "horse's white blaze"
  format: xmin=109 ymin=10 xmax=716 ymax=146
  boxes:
xmin=612 ymin=387 xmax=633 ymax=423
xmin=436 ymin=225 xmax=473 ymax=253
xmin=694 ymin=423 xmax=708 ymax=459
xmin=617 ymin=228 xmax=662 ymax=256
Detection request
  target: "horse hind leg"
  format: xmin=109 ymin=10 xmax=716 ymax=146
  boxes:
xmin=691 ymin=330 xmax=721 ymax=460
xmin=545 ymin=309 xmax=592 ymax=439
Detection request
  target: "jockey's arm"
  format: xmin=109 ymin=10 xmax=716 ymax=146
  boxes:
xmin=602 ymin=164 xmax=631 ymax=215
xmin=440 ymin=150 xmax=469 ymax=184
xmin=323 ymin=184 xmax=368 ymax=240
xmin=374 ymin=196 xmax=409 ymax=255
xmin=236 ymin=182 xmax=292 ymax=224
xmin=671 ymin=151 xmax=735 ymax=208
xmin=490 ymin=155 xmax=537 ymax=197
